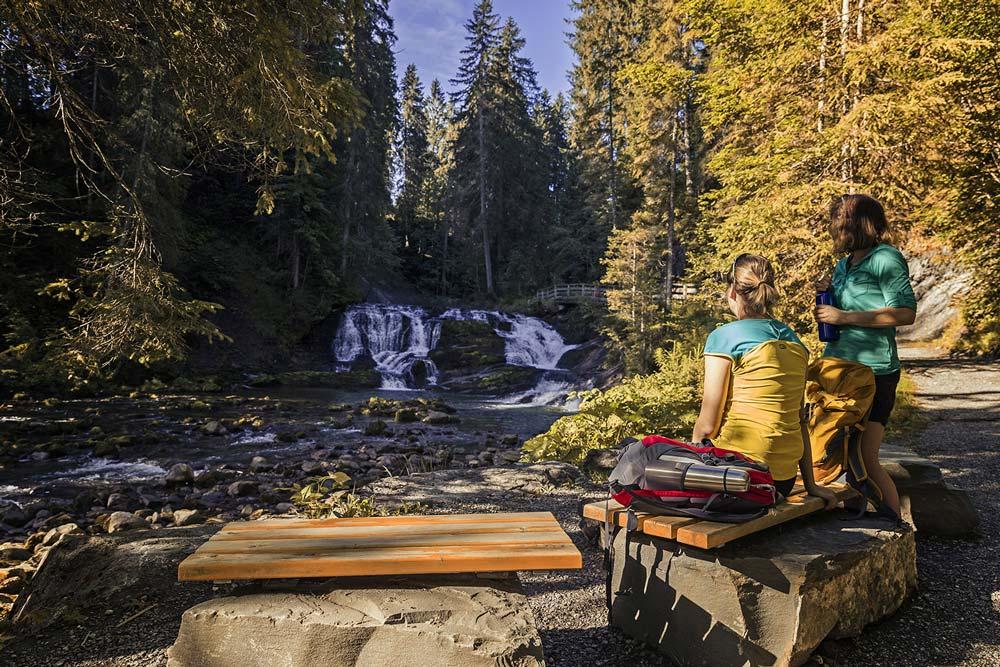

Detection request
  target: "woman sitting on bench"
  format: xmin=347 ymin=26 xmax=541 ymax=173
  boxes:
xmin=692 ymin=254 xmax=838 ymax=508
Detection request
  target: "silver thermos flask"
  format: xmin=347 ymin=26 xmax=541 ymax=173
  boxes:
xmin=644 ymin=458 xmax=751 ymax=493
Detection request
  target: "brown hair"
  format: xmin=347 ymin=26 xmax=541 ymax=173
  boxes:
xmin=730 ymin=253 xmax=779 ymax=319
xmin=829 ymin=194 xmax=889 ymax=254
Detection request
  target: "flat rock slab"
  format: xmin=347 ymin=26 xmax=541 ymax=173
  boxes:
xmin=882 ymin=443 xmax=979 ymax=536
xmin=610 ymin=512 xmax=916 ymax=667
xmin=167 ymin=574 xmax=544 ymax=667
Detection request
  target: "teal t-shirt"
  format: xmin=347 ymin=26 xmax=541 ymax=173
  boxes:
xmin=823 ymin=244 xmax=917 ymax=375
xmin=704 ymin=319 xmax=806 ymax=362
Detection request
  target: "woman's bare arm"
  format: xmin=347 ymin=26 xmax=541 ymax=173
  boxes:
xmin=814 ymin=305 xmax=915 ymax=328
xmin=692 ymin=355 xmax=732 ymax=443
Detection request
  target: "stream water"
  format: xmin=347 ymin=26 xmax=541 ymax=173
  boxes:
xmin=0 ymin=304 xmax=585 ymax=505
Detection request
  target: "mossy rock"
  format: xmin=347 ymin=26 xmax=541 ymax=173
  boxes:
xmin=394 ymin=408 xmax=420 ymax=423
xmin=364 ymin=420 xmax=389 ymax=436
xmin=445 ymin=366 xmax=542 ymax=394
xmin=429 ymin=319 xmax=505 ymax=372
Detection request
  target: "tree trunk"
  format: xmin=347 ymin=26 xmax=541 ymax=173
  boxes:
xmin=665 ymin=119 xmax=678 ymax=310
xmin=840 ymin=0 xmax=853 ymax=186
xmin=291 ymin=233 xmax=300 ymax=290
xmin=818 ymin=18 xmax=827 ymax=133
xmin=439 ymin=209 xmax=449 ymax=295
xmin=478 ymin=106 xmax=495 ymax=296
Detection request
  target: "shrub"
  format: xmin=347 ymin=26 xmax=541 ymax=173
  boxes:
xmin=522 ymin=345 xmax=703 ymax=465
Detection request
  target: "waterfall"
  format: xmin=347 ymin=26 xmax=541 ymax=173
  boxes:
xmin=332 ymin=304 xmax=578 ymax=391
xmin=332 ymin=304 xmax=441 ymax=390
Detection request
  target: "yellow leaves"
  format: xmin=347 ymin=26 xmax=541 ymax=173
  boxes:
xmin=40 ymin=280 xmax=73 ymax=301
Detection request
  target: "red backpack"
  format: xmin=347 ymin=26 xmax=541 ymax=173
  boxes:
xmin=608 ymin=435 xmax=778 ymax=523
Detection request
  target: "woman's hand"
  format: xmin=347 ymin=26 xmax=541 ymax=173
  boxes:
xmin=805 ymin=483 xmax=839 ymax=510
xmin=814 ymin=304 xmax=847 ymax=325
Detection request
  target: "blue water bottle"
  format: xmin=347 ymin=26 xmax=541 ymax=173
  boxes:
xmin=816 ymin=290 xmax=840 ymax=342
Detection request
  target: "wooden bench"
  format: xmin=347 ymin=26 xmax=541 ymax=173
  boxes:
xmin=178 ymin=511 xmax=582 ymax=581
xmin=581 ymin=484 xmax=857 ymax=549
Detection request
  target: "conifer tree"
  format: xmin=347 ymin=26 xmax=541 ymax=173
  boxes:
xmin=451 ymin=0 xmax=502 ymax=296
xmin=394 ymin=64 xmax=432 ymax=278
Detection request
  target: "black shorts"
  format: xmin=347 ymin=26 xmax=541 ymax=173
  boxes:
xmin=775 ymin=477 xmax=796 ymax=498
xmin=869 ymin=369 xmax=901 ymax=426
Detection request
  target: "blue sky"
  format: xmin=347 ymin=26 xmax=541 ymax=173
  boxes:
xmin=390 ymin=0 xmax=576 ymax=95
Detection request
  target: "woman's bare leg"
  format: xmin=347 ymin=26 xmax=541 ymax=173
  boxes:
xmin=860 ymin=421 xmax=900 ymax=514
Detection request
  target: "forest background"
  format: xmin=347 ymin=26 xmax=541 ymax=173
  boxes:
xmin=1 ymin=0 xmax=998 ymax=395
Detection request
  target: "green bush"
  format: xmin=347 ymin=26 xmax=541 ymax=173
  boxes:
xmin=522 ymin=345 xmax=703 ymax=465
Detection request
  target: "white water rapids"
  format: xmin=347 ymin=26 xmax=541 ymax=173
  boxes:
xmin=332 ymin=304 xmax=580 ymax=401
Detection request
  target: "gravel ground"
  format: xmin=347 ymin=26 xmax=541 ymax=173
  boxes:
xmin=3 ymin=347 xmax=997 ymax=666
xmin=818 ymin=348 xmax=1000 ymax=667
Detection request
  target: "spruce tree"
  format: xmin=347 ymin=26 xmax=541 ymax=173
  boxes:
xmin=394 ymin=63 xmax=432 ymax=279
xmin=451 ymin=0 xmax=502 ymax=296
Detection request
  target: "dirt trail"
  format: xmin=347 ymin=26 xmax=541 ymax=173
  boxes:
xmin=827 ymin=347 xmax=1000 ymax=666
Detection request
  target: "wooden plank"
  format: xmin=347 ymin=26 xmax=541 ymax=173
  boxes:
xmin=213 ymin=520 xmax=558 ymax=542
xmin=219 ymin=511 xmax=556 ymax=532
xmin=198 ymin=530 xmax=573 ymax=554
xmin=178 ymin=543 xmax=582 ymax=581
xmin=674 ymin=484 xmax=857 ymax=549
xmin=581 ymin=500 xmax=697 ymax=540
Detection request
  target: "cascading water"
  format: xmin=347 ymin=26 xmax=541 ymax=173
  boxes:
xmin=333 ymin=304 xmax=441 ymax=390
xmin=332 ymin=304 xmax=579 ymax=395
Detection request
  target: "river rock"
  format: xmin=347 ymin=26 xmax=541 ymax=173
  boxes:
xmin=202 ymin=420 xmax=227 ymax=436
xmin=1 ymin=505 xmax=28 ymax=528
xmin=422 ymin=410 xmax=458 ymax=425
xmin=173 ymin=509 xmax=205 ymax=527
xmin=249 ymin=456 xmax=272 ymax=473
xmin=105 ymin=512 xmax=149 ymax=534
xmin=227 ymin=481 xmax=258 ymax=497
xmin=0 ymin=543 xmax=32 ymax=563
xmin=609 ymin=513 xmax=916 ymax=667
xmin=165 ymin=463 xmax=195 ymax=486
xmin=41 ymin=523 xmax=81 ymax=547
xmin=166 ymin=574 xmax=544 ymax=667
xmin=363 ymin=420 xmax=389 ymax=436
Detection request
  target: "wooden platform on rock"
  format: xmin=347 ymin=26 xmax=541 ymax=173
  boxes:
xmin=582 ymin=484 xmax=857 ymax=549
xmin=178 ymin=511 xmax=582 ymax=581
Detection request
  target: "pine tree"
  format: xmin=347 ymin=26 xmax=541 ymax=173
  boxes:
xmin=451 ymin=0 xmax=502 ymax=296
xmin=569 ymin=0 xmax=642 ymax=240
xmin=420 ymin=79 xmax=459 ymax=294
xmin=394 ymin=63 xmax=432 ymax=278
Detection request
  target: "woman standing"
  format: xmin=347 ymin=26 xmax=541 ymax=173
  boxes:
xmin=693 ymin=254 xmax=838 ymax=508
xmin=814 ymin=194 xmax=917 ymax=517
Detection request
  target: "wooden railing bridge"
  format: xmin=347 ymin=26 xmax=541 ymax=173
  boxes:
xmin=534 ymin=283 xmax=697 ymax=304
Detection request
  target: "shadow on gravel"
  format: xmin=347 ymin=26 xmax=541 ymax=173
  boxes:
xmin=540 ymin=627 xmax=674 ymax=667
xmin=836 ymin=355 xmax=1000 ymax=666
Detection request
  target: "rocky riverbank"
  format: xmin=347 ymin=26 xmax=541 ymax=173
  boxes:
xmin=0 ymin=390 xmax=543 ymax=624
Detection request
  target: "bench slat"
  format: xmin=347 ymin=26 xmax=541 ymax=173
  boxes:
xmin=212 ymin=521 xmax=557 ymax=542
xmin=219 ymin=511 xmax=556 ymax=531
xmin=179 ymin=543 xmax=582 ymax=581
xmin=198 ymin=530 xmax=573 ymax=554
xmin=674 ymin=484 xmax=857 ymax=548
xmin=581 ymin=499 xmax=697 ymax=539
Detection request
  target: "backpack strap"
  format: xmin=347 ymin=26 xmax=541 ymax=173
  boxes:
xmin=614 ymin=485 xmax=769 ymax=524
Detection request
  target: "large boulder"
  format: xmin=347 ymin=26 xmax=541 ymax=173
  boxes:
xmin=9 ymin=525 xmax=216 ymax=630
xmin=882 ymin=443 xmax=979 ymax=536
xmin=609 ymin=513 xmax=916 ymax=667
xmin=167 ymin=574 xmax=544 ymax=667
